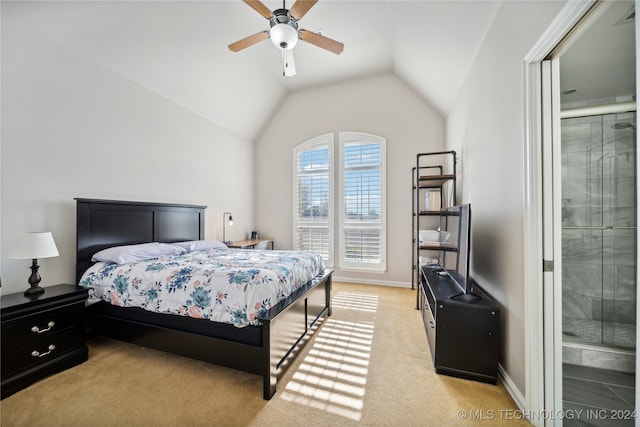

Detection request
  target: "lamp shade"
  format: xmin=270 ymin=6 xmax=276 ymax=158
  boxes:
xmin=9 ymin=232 xmax=59 ymax=260
xmin=270 ymin=23 xmax=298 ymax=50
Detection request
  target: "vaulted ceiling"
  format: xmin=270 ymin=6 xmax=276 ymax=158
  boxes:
xmin=5 ymin=1 xmax=635 ymax=141
xmin=5 ymin=1 xmax=500 ymax=140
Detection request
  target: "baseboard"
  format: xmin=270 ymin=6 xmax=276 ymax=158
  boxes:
xmin=498 ymin=363 xmax=525 ymax=411
xmin=331 ymin=275 xmax=411 ymax=288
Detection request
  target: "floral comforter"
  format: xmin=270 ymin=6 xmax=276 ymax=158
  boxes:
xmin=79 ymin=248 xmax=326 ymax=328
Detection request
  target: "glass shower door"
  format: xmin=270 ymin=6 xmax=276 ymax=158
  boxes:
xmin=561 ymin=111 xmax=636 ymax=358
xmin=602 ymin=113 xmax=636 ymax=350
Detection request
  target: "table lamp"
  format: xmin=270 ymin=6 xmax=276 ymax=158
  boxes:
xmin=223 ymin=212 xmax=234 ymax=244
xmin=9 ymin=232 xmax=60 ymax=297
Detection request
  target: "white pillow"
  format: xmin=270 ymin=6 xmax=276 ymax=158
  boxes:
xmin=172 ymin=240 xmax=228 ymax=252
xmin=91 ymin=242 xmax=186 ymax=265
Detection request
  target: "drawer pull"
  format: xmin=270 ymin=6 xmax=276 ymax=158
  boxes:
xmin=31 ymin=344 xmax=56 ymax=358
xmin=31 ymin=321 xmax=55 ymax=334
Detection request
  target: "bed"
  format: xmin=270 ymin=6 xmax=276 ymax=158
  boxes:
xmin=75 ymin=198 xmax=332 ymax=400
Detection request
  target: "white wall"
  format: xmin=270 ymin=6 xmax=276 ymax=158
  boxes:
xmin=255 ymin=73 xmax=445 ymax=286
xmin=0 ymin=11 xmax=254 ymax=295
xmin=446 ymin=0 xmax=566 ymax=395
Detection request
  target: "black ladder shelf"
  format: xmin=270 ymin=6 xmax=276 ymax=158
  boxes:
xmin=412 ymin=151 xmax=457 ymax=290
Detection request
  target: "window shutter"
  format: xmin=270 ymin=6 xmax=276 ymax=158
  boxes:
xmin=293 ymin=132 xmax=385 ymax=272
xmin=340 ymin=133 xmax=386 ymax=270
xmin=294 ymin=135 xmax=333 ymax=263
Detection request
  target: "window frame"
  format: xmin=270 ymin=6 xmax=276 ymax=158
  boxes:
xmin=292 ymin=133 xmax=334 ymax=266
xmin=337 ymin=131 xmax=387 ymax=272
xmin=293 ymin=131 xmax=387 ymax=273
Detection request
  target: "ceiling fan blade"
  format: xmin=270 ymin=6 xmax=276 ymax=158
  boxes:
xmin=242 ymin=0 xmax=273 ymax=19
xmin=299 ymin=29 xmax=344 ymax=55
xmin=228 ymin=31 xmax=269 ymax=52
xmin=283 ymin=49 xmax=296 ymax=76
xmin=289 ymin=0 xmax=318 ymax=20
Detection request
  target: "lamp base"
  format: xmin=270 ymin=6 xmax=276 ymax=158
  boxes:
xmin=24 ymin=285 xmax=45 ymax=297
xmin=24 ymin=258 xmax=44 ymax=297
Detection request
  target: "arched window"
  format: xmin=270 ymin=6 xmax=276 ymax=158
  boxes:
xmin=294 ymin=132 xmax=386 ymax=273
xmin=338 ymin=132 xmax=386 ymax=272
xmin=293 ymin=134 xmax=334 ymax=265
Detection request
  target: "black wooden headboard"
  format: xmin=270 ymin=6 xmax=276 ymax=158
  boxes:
xmin=75 ymin=198 xmax=207 ymax=283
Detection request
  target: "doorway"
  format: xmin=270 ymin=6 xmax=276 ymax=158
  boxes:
xmin=536 ymin=1 xmax=637 ymax=425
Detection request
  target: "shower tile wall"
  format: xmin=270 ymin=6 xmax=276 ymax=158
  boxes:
xmin=561 ymin=112 xmax=637 ymax=351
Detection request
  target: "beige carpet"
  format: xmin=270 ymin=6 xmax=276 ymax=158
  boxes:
xmin=1 ymin=282 xmax=528 ymax=426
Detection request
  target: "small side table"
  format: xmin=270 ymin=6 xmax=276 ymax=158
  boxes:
xmin=227 ymin=239 xmax=274 ymax=250
xmin=1 ymin=284 xmax=89 ymax=399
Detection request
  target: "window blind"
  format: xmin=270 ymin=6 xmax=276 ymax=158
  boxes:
xmin=340 ymin=134 xmax=386 ymax=270
xmin=294 ymin=137 xmax=332 ymax=262
xmin=293 ymin=132 xmax=385 ymax=271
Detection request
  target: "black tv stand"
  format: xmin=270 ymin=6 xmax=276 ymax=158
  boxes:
xmin=418 ymin=266 xmax=499 ymax=384
xmin=450 ymin=292 xmax=482 ymax=303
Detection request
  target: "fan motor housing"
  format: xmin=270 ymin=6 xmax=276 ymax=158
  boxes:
xmin=269 ymin=8 xmax=299 ymax=50
xmin=270 ymin=9 xmax=298 ymax=29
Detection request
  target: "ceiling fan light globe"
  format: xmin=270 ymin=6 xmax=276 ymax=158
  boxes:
xmin=270 ymin=23 xmax=298 ymax=50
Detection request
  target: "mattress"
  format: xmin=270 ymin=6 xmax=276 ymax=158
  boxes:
xmin=79 ymin=248 xmax=325 ymax=328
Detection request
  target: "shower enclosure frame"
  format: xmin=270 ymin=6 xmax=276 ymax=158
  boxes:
xmin=560 ymin=103 xmax=637 ymax=365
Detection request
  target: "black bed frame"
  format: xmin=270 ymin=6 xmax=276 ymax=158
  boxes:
xmin=75 ymin=198 xmax=332 ymax=399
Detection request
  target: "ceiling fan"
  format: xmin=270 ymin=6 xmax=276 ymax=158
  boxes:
xmin=228 ymin=0 xmax=344 ymax=77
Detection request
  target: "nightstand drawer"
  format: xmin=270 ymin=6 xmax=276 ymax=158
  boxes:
xmin=1 ymin=329 xmax=85 ymax=378
xmin=1 ymin=303 xmax=85 ymax=348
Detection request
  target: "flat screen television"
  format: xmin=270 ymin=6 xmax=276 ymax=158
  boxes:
xmin=438 ymin=204 xmax=478 ymax=301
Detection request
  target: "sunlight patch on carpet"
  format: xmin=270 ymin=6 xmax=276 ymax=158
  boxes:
xmin=280 ymin=291 xmax=378 ymax=421
xmin=331 ymin=291 xmax=378 ymax=312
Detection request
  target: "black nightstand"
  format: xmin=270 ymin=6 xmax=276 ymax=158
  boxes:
xmin=1 ymin=284 xmax=89 ymax=399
